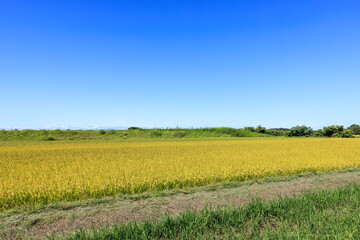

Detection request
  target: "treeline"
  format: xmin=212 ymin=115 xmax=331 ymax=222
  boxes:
xmin=0 ymin=127 xmax=267 ymax=141
xmin=244 ymin=124 xmax=360 ymax=138
xmin=0 ymin=125 xmax=359 ymax=141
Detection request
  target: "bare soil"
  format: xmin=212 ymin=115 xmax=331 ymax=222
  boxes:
xmin=2 ymin=170 xmax=360 ymax=239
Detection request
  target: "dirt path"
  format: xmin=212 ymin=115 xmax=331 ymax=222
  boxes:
xmin=2 ymin=170 xmax=360 ymax=239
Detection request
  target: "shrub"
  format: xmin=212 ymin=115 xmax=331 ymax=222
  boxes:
xmin=40 ymin=130 xmax=49 ymax=135
xmin=107 ymin=130 xmax=116 ymax=135
xmin=214 ymin=128 xmax=240 ymax=137
xmin=65 ymin=130 xmax=78 ymax=136
xmin=99 ymin=129 xmax=106 ymax=135
xmin=44 ymin=136 xmax=56 ymax=141
xmin=54 ymin=129 xmax=63 ymax=134
xmin=150 ymin=130 xmax=162 ymax=137
xmin=244 ymin=127 xmax=255 ymax=132
xmin=173 ymin=131 xmax=186 ymax=138
xmin=20 ymin=130 xmax=33 ymax=136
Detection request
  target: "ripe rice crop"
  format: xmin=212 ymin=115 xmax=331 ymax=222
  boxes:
xmin=1 ymin=138 xmax=360 ymax=210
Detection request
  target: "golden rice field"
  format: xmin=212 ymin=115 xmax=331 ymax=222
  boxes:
xmin=1 ymin=138 xmax=360 ymax=210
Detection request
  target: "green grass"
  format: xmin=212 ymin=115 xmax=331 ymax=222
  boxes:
xmin=0 ymin=128 xmax=269 ymax=141
xmin=55 ymin=184 xmax=360 ymax=239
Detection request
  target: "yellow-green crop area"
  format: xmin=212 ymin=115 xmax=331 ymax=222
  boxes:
xmin=1 ymin=138 xmax=360 ymax=210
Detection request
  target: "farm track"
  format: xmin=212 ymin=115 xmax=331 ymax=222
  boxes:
xmin=2 ymin=169 xmax=360 ymax=239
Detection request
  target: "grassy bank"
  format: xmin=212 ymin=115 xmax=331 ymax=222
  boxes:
xmin=0 ymin=128 xmax=268 ymax=141
xmin=60 ymin=184 xmax=360 ymax=239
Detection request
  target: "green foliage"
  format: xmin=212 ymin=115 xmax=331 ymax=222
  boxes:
xmin=255 ymin=125 xmax=266 ymax=133
xmin=64 ymin=185 xmax=360 ymax=240
xmin=54 ymin=129 xmax=63 ymax=134
xmin=0 ymin=128 xmax=268 ymax=141
xmin=266 ymin=129 xmax=286 ymax=136
xmin=65 ymin=129 xmax=78 ymax=136
xmin=0 ymin=125 xmax=355 ymax=141
xmin=150 ymin=130 xmax=162 ymax=137
xmin=322 ymin=125 xmax=354 ymax=138
xmin=286 ymin=126 xmax=313 ymax=137
xmin=244 ymin=126 xmax=255 ymax=132
xmin=172 ymin=131 xmax=186 ymax=138
xmin=244 ymin=127 xmax=288 ymax=137
xmin=313 ymin=129 xmax=325 ymax=137
xmin=323 ymin=125 xmax=343 ymax=137
xmin=348 ymin=124 xmax=360 ymax=135
xmin=107 ymin=130 xmax=116 ymax=135
xmin=271 ymin=128 xmax=291 ymax=131
xmin=44 ymin=136 xmax=56 ymax=141
xmin=338 ymin=129 xmax=354 ymax=138
xmin=213 ymin=127 xmax=241 ymax=137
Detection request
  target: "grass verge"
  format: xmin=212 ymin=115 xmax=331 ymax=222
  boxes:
xmin=56 ymin=184 xmax=360 ymax=239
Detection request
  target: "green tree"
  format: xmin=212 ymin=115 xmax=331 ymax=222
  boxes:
xmin=255 ymin=125 xmax=266 ymax=133
xmin=348 ymin=124 xmax=360 ymax=135
xmin=244 ymin=127 xmax=255 ymax=132
xmin=286 ymin=126 xmax=313 ymax=137
xmin=340 ymin=129 xmax=354 ymax=138
xmin=323 ymin=125 xmax=344 ymax=137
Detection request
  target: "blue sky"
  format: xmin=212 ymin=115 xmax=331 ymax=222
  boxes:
xmin=1 ymin=0 xmax=359 ymax=130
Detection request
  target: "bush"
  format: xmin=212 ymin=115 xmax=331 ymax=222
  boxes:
xmin=65 ymin=130 xmax=78 ymax=136
xmin=44 ymin=136 xmax=56 ymax=141
xmin=99 ymin=129 xmax=106 ymax=135
xmin=20 ymin=130 xmax=33 ymax=136
xmin=150 ymin=130 xmax=162 ymax=137
xmin=40 ymin=130 xmax=49 ymax=135
xmin=54 ymin=129 xmax=63 ymax=134
xmin=214 ymin=128 xmax=240 ymax=137
xmin=173 ymin=131 xmax=186 ymax=138
xmin=107 ymin=130 xmax=116 ymax=135
xmin=244 ymin=127 xmax=255 ymax=132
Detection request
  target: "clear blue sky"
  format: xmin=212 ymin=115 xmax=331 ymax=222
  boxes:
xmin=1 ymin=0 xmax=359 ymax=130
